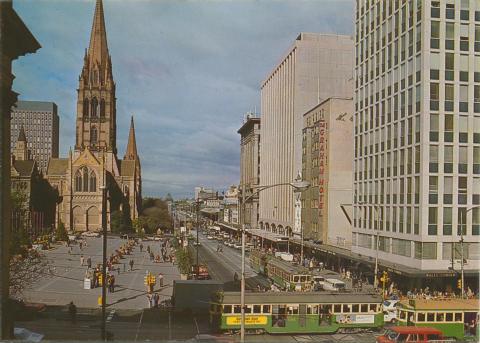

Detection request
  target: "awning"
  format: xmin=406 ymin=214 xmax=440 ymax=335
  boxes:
xmin=247 ymin=229 xmax=288 ymax=242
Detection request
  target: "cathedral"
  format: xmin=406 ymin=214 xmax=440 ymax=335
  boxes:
xmin=46 ymin=0 xmax=142 ymax=232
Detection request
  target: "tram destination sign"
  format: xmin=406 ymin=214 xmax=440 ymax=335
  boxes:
xmin=226 ymin=316 xmax=268 ymax=326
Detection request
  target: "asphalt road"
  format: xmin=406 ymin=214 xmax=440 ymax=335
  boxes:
xmin=193 ymin=231 xmax=271 ymax=290
xmin=23 ymin=236 xmax=180 ymax=309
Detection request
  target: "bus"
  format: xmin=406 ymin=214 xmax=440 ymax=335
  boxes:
xmin=396 ymin=298 xmax=480 ymax=341
xmin=210 ymin=291 xmax=384 ymax=334
xmin=265 ymin=257 xmax=311 ymax=291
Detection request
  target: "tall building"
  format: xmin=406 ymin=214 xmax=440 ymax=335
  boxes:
xmin=46 ymin=0 xmax=142 ymax=231
xmin=301 ymin=97 xmax=354 ymax=248
xmin=10 ymin=100 xmax=59 ymax=173
xmin=259 ymin=33 xmax=354 ymax=237
xmin=238 ymin=112 xmax=260 ymax=230
xmin=352 ymin=0 xmax=480 ymax=274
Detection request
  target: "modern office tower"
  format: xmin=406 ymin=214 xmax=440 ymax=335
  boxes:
xmin=10 ymin=100 xmax=59 ymax=173
xmin=259 ymin=33 xmax=354 ymax=237
xmin=238 ymin=112 xmax=260 ymax=230
xmin=352 ymin=0 xmax=480 ymax=274
xmin=301 ymin=97 xmax=354 ymax=248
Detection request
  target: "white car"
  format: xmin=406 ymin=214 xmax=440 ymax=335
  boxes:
xmin=234 ymin=243 xmax=242 ymax=250
xmin=383 ymin=299 xmax=400 ymax=312
xmin=207 ymin=235 xmax=214 ymax=240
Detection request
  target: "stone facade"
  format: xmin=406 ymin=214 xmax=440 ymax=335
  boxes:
xmin=301 ymin=97 xmax=354 ymax=248
xmin=238 ymin=113 xmax=260 ymax=229
xmin=46 ymin=0 xmax=141 ymax=232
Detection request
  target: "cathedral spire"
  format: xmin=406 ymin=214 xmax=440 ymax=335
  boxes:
xmin=124 ymin=116 xmax=138 ymax=160
xmin=17 ymin=124 xmax=27 ymax=142
xmin=87 ymin=0 xmax=109 ymax=70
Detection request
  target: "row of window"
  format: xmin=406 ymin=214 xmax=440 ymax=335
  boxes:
xmin=353 ymin=234 xmax=480 ymax=260
xmin=222 ymin=303 xmax=380 ymax=315
xmin=399 ymin=309 xmax=464 ymax=323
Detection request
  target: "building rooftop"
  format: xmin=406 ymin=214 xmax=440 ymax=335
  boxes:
xmin=13 ymin=100 xmax=57 ymax=112
xmin=237 ymin=116 xmax=260 ymax=135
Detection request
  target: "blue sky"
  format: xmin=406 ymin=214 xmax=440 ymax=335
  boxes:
xmin=13 ymin=0 xmax=354 ymax=199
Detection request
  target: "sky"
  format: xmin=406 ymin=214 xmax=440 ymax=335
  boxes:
xmin=13 ymin=0 xmax=354 ymax=199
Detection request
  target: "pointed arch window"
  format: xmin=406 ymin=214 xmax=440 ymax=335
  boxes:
xmin=89 ymin=171 xmax=97 ymax=192
xmin=91 ymin=126 xmax=98 ymax=145
xmin=91 ymin=98 xmax=98 ymax=117
xmin=100 ymin=99 xmax=105 ymax=117
xmin=82 ymin=167 xmax=89 ymax=192
xmin=75 ymin=169 xmax=83 ymax=192
xmin=83 ymin=99 xmax=89 ymax=117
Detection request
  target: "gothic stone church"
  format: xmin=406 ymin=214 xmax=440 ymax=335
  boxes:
xmin=46 ymin=0 xmax=141 ymax=232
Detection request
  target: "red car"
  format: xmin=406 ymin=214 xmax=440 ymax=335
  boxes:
xmin=377 ymin=326 xmax=454 ymax=343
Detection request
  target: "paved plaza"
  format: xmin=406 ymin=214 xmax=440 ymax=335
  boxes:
xmin=23 ymin=236 xmax=180 ymax=309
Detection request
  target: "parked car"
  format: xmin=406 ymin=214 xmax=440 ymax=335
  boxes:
xmin=234 ymin=243 xmax=242 ymax=250
xmin=207 ymin=235 xmax=214 ymax=240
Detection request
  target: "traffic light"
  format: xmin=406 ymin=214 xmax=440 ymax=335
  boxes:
xmin=457 ymin=279 xmax=462 ymax=289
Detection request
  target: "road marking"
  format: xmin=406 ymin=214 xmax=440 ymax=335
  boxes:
xmin=134 ymin=309 xmax=144 ymax=342
xmin=106 ymin=309 xmax=115 ymax=322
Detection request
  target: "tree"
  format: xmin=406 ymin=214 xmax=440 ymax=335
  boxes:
xmin=110 ymin=209 xmax=133 ymax=234
xmin=139 ymin=197 xmax=172 ymax=233
xmin=175 ymin=247 xmax=193 ymax=275
xmin=10 ymin=249 xmax=51 ymax=299
xmin=55 ymin=221 xmax=68 ymax=241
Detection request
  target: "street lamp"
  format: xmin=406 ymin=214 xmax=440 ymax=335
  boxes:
xmin=239 ymin=174 xmax=310 ymax=343
xmin=458 ymin=205 xmax=480 ymax=299
xmin=357 ymin=201 xmax=381 ymax=289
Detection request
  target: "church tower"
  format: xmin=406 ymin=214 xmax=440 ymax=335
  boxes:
xmin=13 ymin=125 xmax=30 ymax=161
xmin=75 ymin=0 xmax=116 ymax=155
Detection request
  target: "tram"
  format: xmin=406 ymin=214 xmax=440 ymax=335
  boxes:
xmin=249 ymin=249 xmax=268 ymax=274
xmin=265 ymin=257 xmax=312 ymax=291
xmin=210 ymin=291 xmax=384 ymax=334
xmin=397 ymin=298 xmax=480 ymax=341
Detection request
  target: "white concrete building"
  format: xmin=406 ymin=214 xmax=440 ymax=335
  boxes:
xmin=259 ymin=33 xmax=354 ymax=237
xmin=352 ymin=0 xmax=480 ymax=273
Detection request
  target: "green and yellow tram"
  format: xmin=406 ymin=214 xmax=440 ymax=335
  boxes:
xmin=249 ymin=249 xmax=268 ymax=274
xmin=210 ymin=291 xmax=384 ymax=334
xmin=266 ymin=257 xmax=312 ymax=291
xmin=397 ymin=298 xmax=480 ymax=341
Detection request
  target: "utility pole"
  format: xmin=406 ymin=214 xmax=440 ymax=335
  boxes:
xmin=100 ymin=185 xmax=107 ymax=341
xmin=460 ymin=210 xmax=465 ymax=299
xmin=240 ymin=182 xmax=246 ymax=343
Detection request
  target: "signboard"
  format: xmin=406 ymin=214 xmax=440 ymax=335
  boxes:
xmin=226 ymin=316 xmax=268 ymax=326
xmin=318 ymin=118 xmax=327 ymax=217
xmin=335 ymin=314 xmax=374 ymax=324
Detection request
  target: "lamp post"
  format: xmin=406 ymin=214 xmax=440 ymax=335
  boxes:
xmin=239 ymin=175 xmax=310 ymax=343
xmin=358 ymin=201 xmax=381 ymax=289
xmin=100 ymin=185 xmax=107 ymax=341
xmin=458 ymin=205 xmax=480 ymax=299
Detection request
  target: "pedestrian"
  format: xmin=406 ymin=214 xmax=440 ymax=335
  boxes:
xmin=68 ymin=301 xmax=77 ymax=324
xmin=110 ymin=275 xmax=115 ymax=293
xmin=147 ymin=245 xmax=150 ymax=254
xmin=147 ymin=294 xmax=152 ymax=308
xmin=80 ymin=255 xmax=84 ymax=266
xmin=154 ymin=293 xmax=159 ymax=308
xmin=79 ymin=241 xmax=83 ymax=250
xmin=87 ymin=256 xmax=92 ymax=269
xmin=129 ymin=259 xmax=134 ymax=271
xmin=68 ymin=246 xmax=72 ymax=254
xmin=123 ymin=263 xmax=126 ymax=272
xmin=140 ymin=243 xmax=143 ymax=252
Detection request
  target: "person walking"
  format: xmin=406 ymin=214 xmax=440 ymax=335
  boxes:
xmin=68 ymin=301 xmax=77 ymax=324
xmin=147 ymin=245 xmax=151 ymax=254
xmin=146 ymin=294 xmax=152 ymax=308
xmin=153 ymin=293 xmax=159 ymax=308
xmin=140 ymin=243 xmax=143 ymax=252
xmin=129 ymin=259 xmax=134 ymax=271
xmin=87 ymin=256 xmax=92 ymax=269
xmin=110 ymin=275 xmax=116 ymax=293
xmin=80 ymin=255 xmax=84 ymax=266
